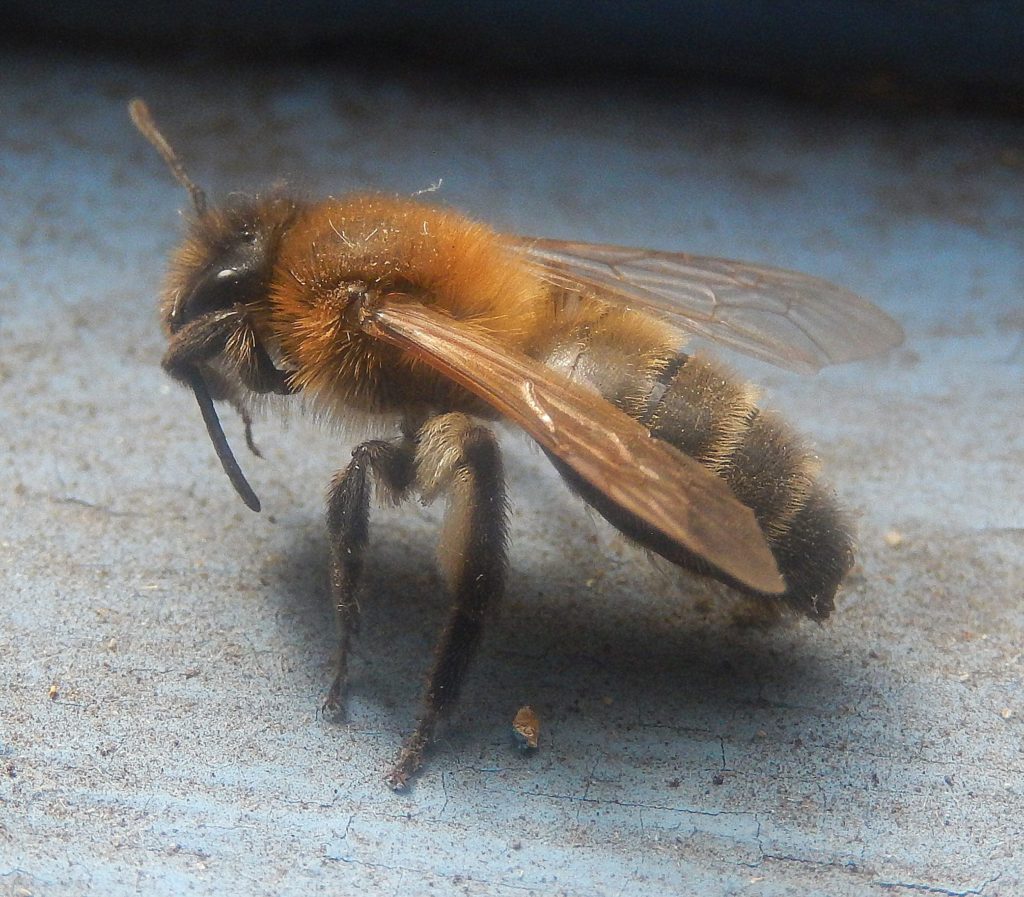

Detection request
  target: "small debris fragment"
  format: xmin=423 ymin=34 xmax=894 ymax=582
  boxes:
xmin=712 ymin=772 xmax=725 ymax=786
xmin=512 ymin=705 xmax=540 ymax=751
xmin=48 ymin=683 xmax=59 ymax=701
xmin=999 ymin=707 xmax=1013 ymax=720
xmin=884 ymin=530 xmax=904 ymax=548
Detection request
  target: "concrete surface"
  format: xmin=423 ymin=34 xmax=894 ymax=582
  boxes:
xmin=1 ymin=52 xmax=1022 ymax=896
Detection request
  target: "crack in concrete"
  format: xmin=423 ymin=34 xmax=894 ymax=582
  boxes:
xmin=743 ymin=837 xmax=1003 ymax=897
xmin=575 ymin=758 xmax=601 ymax=825
xmin=0 ymin=867 xmax=35 ymax=879
xmin=873 ymin=874 xmax=1001 ymax=896
xmin=524 ymin=786 xmax=759 ymax=821
xmin=437 ymin=771 xmax=450 ymax=819
xmin=742 ymin=822 xmax=864 ymax=876
xmin=323 ymin=853 xmax=540 ymax=893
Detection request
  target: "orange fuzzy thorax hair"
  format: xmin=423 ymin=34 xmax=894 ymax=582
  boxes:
xmin=264 ymin=193 xmax=552 ymax=416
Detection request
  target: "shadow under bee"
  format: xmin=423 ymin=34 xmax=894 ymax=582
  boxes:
xmin=258 ymin=513 xmax=888 ymax=771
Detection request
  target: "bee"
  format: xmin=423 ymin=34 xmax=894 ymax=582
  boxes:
xmin=512 ymin=706 xmax=540 ymax=752
xmin=130 ymin=100 xmax=902 ymax=789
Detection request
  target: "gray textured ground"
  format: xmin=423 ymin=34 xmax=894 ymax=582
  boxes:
xmin=1 ymin=53 xmax=1022 ymax=896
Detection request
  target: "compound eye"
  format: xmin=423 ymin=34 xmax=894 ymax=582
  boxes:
xmin=175 ymin=267 xmax=251 ymax=327
xmin=171 ymin=237 xmax=265 ymax=330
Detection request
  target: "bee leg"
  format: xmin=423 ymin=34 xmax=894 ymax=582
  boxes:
xmin=161 ymin=310 xmax=242 ymax=380
xmin=387 ymin=414 xmax=508 ymax=790
xmin=235 ymin=336 xmax=295 ymax=396
xmin=162 ymin=308 xmax=294 ymax=396
xmin=324 ymin=438 xmax=415 ymax=713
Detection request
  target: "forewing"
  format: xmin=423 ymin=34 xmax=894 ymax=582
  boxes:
xmin=359 ymin=297 xmax=784 ymax=595
xmin=512 ymin=237 xmax=904 ymax=373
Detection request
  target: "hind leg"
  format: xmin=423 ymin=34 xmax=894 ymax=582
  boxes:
xmin=387 ymin=414 xmax=508 ymax=790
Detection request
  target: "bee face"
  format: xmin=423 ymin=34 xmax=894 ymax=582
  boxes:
xmin=165 ymin=198 xmax=298 ymax=333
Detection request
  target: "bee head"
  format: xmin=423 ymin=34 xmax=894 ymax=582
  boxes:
xmin=165 ymin=198 xmax=295 ymax=334
xmin=130 ymin=99 xmax=294 ymax=513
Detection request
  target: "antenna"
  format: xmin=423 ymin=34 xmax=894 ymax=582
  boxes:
xmin=129 ymin=98 xmax=208 ymax=215
xmin=131 ymin=98 xmax=261 ymax=512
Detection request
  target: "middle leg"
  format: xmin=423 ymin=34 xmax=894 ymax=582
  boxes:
xmin=324 ymin=436 xmax=415 ymax=712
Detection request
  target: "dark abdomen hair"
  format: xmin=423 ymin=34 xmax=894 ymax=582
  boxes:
xmin=537 ymin=302 xmax=854 ymax=619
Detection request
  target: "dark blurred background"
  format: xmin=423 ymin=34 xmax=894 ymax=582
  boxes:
xmin=6 ymin=1 xmax=1024 ymax=113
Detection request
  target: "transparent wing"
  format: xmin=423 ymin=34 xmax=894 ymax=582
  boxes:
xmin=511 ymin=237 xmax=904 ymax=373
xmin=358 ymin=297 xmax=784 ymax=595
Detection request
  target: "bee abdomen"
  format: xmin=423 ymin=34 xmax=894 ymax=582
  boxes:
xmin=536 ymin=302 xmax=853 ymax=617
xmin=636 ymin=351 xmax=853 ymax=617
